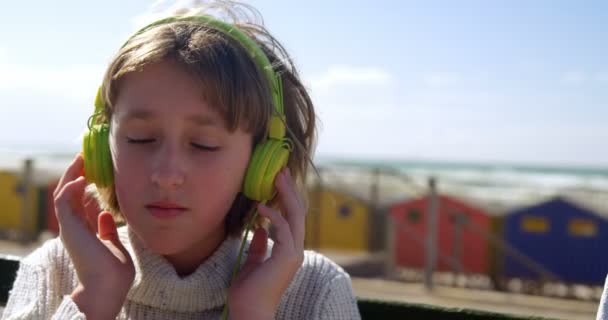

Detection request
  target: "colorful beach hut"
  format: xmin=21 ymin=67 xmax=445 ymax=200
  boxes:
xmin=503 ymin=196 xmax=608 ymax=284
xmin=306 ymin=187 xmax=372 ymax=252
xmin=304 ymin=165 xmax=416 ymax=253
xmin=389 ymin=194 xmax=495 ymax=274
xmin=0 ymin=170 xmax=40 ymax=238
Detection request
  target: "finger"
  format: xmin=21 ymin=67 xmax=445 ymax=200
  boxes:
xmin=83 ymin=190 xmax=101 ymax=234
xmin=257 ymin=203 xmax=291 ymax=247
xmin=275 ymin=168 xmax=301 ymax=208
xmin=68 ymin=178 xmax=89 ymax=231
xmin=239 ymin=227 xmax=268 ymax=278
xmin=54 ymin=176 xmax=87 ymax=225
xmin=55 ymin=176 xmax=101 ymax=260
xmin=98 ymin=212 xmax=131 ymax=264
xmin=247 ymin=227 xmax=268 ymax=264
xmin=257 ymin=203 xmax=295 ymax=254
xmin=257 ymin=203 xmax=304 ymax=274
xmin=274 ymin=168 xmax=305 ymax=250
xmin=98 ymin=211 xmax=118 ymax=241
xmin=54 ymin=153 xmax=84 ymax=198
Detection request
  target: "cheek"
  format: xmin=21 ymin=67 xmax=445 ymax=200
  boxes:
xmin=227 ymin=143 xmax=253 ymax=187
xmin=113 ymin=145 xmax=144 ymax=182
xmin=110 ymin=139 xmax=146 ymax=210
xmin=194 ymin=148 xmax=251 ymax=206
xmin=194 ymin=156 xmax=248 ymax=194
xmin=113 ymin=163 xmax=141 ymax=213
xmin=110 ymin=131 xmax=146 ymax=175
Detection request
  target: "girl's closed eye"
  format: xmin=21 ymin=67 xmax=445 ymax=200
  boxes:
xmin=126 ymin=137 xmax=221 ymax=152
xmin=190 ymin=142 xmax=220 ymax=152
xmin=127 ymin=137 xmax=155 ymax=144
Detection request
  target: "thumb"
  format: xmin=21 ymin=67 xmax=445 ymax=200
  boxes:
xmin=239 ymin=228 xmax=268 ymax=277
xmin=98 ymin=212 xmax=124 ymax=248
xmin=98 ymin=211 xmax=132 ymax=263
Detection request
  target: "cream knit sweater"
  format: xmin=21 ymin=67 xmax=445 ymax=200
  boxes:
xmin=2 ymin=226 xmax=361 ymax=319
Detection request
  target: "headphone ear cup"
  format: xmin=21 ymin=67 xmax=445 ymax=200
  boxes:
xmin=83 ymin=123 xmax=114 ymax=188
xmin=243 ymin=139 xmax=289 ymax=202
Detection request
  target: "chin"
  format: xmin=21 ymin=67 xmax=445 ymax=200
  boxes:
xmin=144 ymin=236 xmax=188 ymax=256
xmin=130 ymin=226 xmax=187 ymax=255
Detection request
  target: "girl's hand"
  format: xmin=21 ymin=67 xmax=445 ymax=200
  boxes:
xmin=227 ymin=168 xmax=306 ymax=320
xmin=53 ymin=154 xmax=135 ymax=319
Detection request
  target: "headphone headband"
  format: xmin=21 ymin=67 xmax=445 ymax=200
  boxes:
xmin=85 ymin=14 xmax=292 ymax=198
xmin=94 ymin=15 xmax=285 ymax=139
xmin=131 ymin=16 xmax=284 ymax=115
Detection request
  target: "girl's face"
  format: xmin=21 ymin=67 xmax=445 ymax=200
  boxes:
xmin=109 ymin=60 xmax=252 ymax=261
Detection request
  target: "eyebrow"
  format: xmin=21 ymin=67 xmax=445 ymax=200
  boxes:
xmin=121 ymin=108 xmax=222 ymax=127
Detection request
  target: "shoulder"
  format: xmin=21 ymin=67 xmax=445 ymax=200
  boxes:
xmin=20 ymin=236 xmax=70 ymax=269
xmin=293 ymin=250 xmax=355 ymax=298
xmin=285 ymin=250 xmax=354 ymax=300
xmin=244 ymin=235 xmax=353 ymax=297
xmin=251 ymin=237 xmax=351 ymax=288
xmin=3 ymin=238 xmax=82 ymax=318
xmin=277 ymin=250 xmax=360 ymax=319
xmin=598 ymin=274 xmax=608 ymax=320
xmin=19 ymin=236 xmax=77 ymax=289
xmin=251 ymin=236 xmax=352 ymax=294
xmin=298 ymin=250 xmax=351 ymax=283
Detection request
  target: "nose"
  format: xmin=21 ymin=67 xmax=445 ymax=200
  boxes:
xmin=150 ymin=144 xmax=185 ymax=190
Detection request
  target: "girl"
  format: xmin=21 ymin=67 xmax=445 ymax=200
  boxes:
xmin=2 ymin=2 xmax=360 ymax=320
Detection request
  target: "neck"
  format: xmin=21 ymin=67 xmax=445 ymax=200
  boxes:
xmin=164 ymin=226 xmax=227 ymax=277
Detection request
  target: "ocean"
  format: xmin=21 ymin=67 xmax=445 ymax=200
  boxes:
xmin=2 ymin=147 xmax=607 ymax=213
xmin=315 ymin=157 xmax=608 ymax=213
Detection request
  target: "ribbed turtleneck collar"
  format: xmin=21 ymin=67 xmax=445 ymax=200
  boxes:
xmin=117 ymin=226 xmax=242 ymax=312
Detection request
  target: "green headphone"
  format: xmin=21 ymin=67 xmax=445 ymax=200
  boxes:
xmin=83 ymin=15 xmax=292 ymax=202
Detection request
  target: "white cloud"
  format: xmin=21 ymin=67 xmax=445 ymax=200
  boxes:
xmin=560 ymin=71 xmax=587 ymax=86
xmin=560 ymin=71 xmax=608 ymax=86
xmin=0 ymin=59 xmax=103 ymax=152
xmin=310 ymin=72 xmax=608 ymax=166
xmin=421 ymin=72 xmax=462 ymax=88
xmin=131 ymin=0 xmax=178 ymax=29
xmin=315 ymin=96 xmax=608 ymax=166
xmin=595 ymin=72 xmax=608 ymax=83
xmin=131 ymin=0 xmax=222 ymax=30
xmin=308 ymin=65 xmax=392 ymax=93
xmin=306 ymin=65 xmax=607 ymax=165
xmin=0 ymin=62 xmax=104 ymax=102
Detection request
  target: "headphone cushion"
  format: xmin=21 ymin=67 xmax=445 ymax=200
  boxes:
xmin=243 ymin=139 xmax=289 ymax=201
xmin=83 ymin=124 xmax=113 ymax=188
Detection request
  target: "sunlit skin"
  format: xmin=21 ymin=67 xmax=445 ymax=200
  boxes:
xmin=53 ymin=59 xmax=306 ymax=319
xmin=110 ymin=60 xmax=252 ymax=276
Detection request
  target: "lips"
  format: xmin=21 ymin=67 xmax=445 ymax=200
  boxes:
xmin=146 ymin=201 xmax=188 ymax=219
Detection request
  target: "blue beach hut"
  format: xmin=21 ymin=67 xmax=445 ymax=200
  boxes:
xmin=504 ymin=196 xmax=608 ymax=284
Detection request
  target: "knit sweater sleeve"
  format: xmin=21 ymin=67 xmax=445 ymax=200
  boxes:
xmin=318 ymin=273 xmax=361 ymax=320
xmin=597 ymin=274 xmax=608 ymax=320
xmin=1 ymin=240 xmax=85 ymax=320
xmin=274 ymin=250 xmax=361 ymax=320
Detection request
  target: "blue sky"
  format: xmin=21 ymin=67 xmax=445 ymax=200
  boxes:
xmin=0 ymin=0 xmax=606 ymax=166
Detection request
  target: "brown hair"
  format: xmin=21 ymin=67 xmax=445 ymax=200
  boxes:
xmin=93 ymin=3 xmax=316 ymax=237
